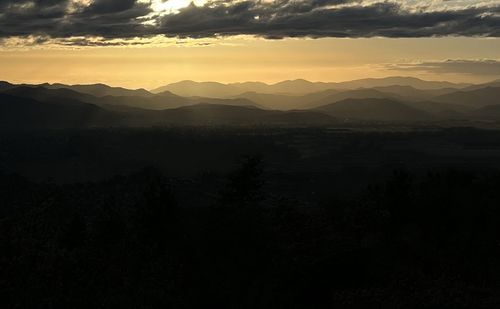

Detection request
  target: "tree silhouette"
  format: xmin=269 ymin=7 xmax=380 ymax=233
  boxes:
xmin=135 ymin=168 xmax=178 ymax=247
xmin=221 ymin=155 xmax=265 ymax=206
xmin=59 ymin=213 xmax=87 ymax=250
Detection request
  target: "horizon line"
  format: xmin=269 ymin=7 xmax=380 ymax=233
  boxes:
xmin=2 ymin=75 xmax=497 ymax=91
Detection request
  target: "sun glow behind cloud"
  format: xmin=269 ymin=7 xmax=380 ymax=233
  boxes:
xmin=150 ymin=0 xmax=207 ymax=14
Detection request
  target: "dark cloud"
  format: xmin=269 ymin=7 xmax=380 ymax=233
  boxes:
xmin=0 ymin=0 xmax=153 ymax=39
xmin=0 ymin=0 xmax=67 ymax=9
xmin=388 ymin=59 xmax=500 ymax=76
xmin=158 ymin=1 xmax=500 ymax=39
xmin=0 ymin=0 xmax=499 ymax=44
xmin=84 ymin=0 xmax=138 ymax=14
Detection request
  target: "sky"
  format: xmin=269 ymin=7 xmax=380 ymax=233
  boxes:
xmin=0 ymin=0 xmax=499 ymax=89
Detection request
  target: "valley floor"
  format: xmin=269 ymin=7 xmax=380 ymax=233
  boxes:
xmin=2 ymin=125 xmax=500 ymax=308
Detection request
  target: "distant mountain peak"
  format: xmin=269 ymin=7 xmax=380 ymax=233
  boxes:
xmin=275 ymin=79 xmax=313 ymax=85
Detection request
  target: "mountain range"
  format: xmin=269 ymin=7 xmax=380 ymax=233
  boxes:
xmin=0 ymin=77 xmax=499 ymax=128
xmin=151 ymin=77 xmax=472 ymax=97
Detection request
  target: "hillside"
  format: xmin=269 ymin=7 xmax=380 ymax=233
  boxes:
xmin=434 ymin=87 xmax=500 ymax=107
xmin=306 ymin=89 xmax=402 ymax=109
xmin=0 ymin=93 xmax=118 ymax=128
xmin=315 ymin=98 xmax=433 ymax=121
xmin=150 ymin=104 xmax=336 ymax=126
xmin=0 ymin=81 xmax=15 ymax=92
xmin=469 ymin=105 xmax=500 ymax=120
xmin=4 ymin=86 xmax=99 ymax=104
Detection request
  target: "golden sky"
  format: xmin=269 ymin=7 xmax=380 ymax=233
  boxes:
xmin=1 ymin=36 xmax=500 ymax=89
xmin=1 ymin=0 xmax=500 ymax=88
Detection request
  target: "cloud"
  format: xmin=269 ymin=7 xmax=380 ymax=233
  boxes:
xmin=157 ymin=1 xmax=500 ymax=39
xmin=388 ymin=59 xmax=500 ymax=76
xmin=0 ymin=0 xmax=153 ymax=39
xmin=84 ymin=0 xmax=138 ymax=14
xmin=0 ymin=0 xmax=499 ymax=45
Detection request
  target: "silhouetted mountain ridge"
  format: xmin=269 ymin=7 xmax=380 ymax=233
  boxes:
xmin=45 ymin=83 xmax=152 ymax=97
xmin=0 ymin=81 xmax=15 ymax=91
xmin=152 ymin=77 xmax=472 ymax=97
xmin=3 ymin=78 xmax=500 ymax=126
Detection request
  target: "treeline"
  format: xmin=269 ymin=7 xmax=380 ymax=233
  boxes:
xmin=2 ymin=160 xmax=500 ymax=308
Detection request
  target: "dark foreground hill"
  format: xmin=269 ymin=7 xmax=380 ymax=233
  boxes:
xmin=4 ymin=86 xmax=100 ymax=105
xmin=2 ymin=85 xmax=264 ymax=111
xmin=0 ymin=93 xmax=118 ymax=129
xmin=0 ymin=85 xmax=336 ymax=128
xmin=0 ymin=90 xmax=338 ymax=128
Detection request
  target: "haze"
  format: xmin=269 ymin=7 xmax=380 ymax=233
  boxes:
xmin=1 ymin=37 xmax=499 ymax=89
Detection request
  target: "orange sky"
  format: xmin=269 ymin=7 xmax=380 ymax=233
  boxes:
xmin=1 ymin=37 xmax=499 ymax=89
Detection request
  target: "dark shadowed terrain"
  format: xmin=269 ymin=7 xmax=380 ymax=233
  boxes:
xmin=2 ymin=78 xmax=500 ymax=308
